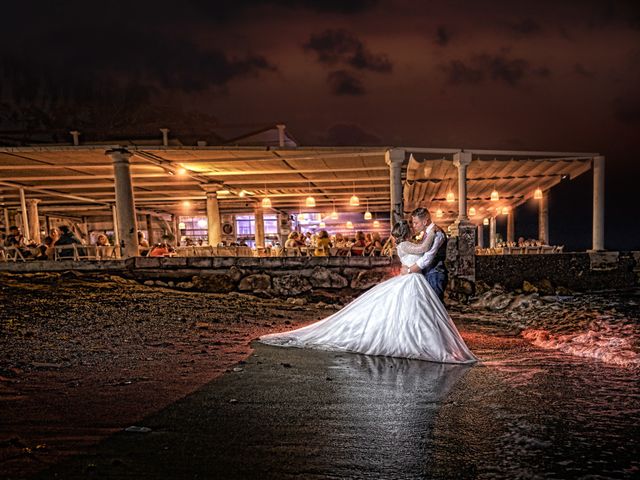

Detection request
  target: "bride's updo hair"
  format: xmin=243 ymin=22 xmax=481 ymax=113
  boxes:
xmin=391 ymin=220 xmax=411 ymax=242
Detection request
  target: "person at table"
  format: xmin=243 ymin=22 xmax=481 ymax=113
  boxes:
xmin=5 ymin=226 xmax=25 ymax=249
xmin=148 ymin=236 xmax=175 ymax=257
xmin=314 ymin=230 xmax=332 ymax=256
xmin=56 ymin=225 xmax=84 ymax=259
xmin=351 ymin=231 xmax=367 ymax=256
xmin=366 ymin=232 xmax=384 ymax=256
xmin=137 ymin=231 xmax=149 ymax=256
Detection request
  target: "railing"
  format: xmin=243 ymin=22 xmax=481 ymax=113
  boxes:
xmin=476 ymin=245 xmax=564 ymax=255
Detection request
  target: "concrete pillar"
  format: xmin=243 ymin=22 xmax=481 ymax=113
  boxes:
xmin=111 ymin=205 xmax=120 ymax=257
xmin=451 ymin=151 xmax=472 ymax=236
xmin=173 ymin=215 xmax=182 ymax=247
xmin=206 ymin=192 xmax=222 ymax=247
xmin=538 ymin=190 xmax=549 ymax=245
xmin=160 ymin=128 xmax=169 ymax=147
xmin=108 ymin=149 xmax=139 ymax=257
xmin=3 ymin=208 xmax=10 ymax=234
xmin=70 ymin=130 xmax=80 ymax=146
xmin=385 ymin=148 xmax=404 ymax=225
xmin=19 ymin=188 xmax=30 ymax=242
xmin=507 ymin=211 xmax=515 ymax=243
xmin=276 ymin=124 xmax=286 ymax=147
xmin=145 ymin=214 xmax=155 ymax=244
xmin=254 ymin=205 xmax=265 ymax=248
xmin=27 ymin=199 xmax=41 ymax=244
xmin=477 ymin=224 xmax=484 ymax=248
xmin=489 ymin=217 xmax=497 ymax=248
xmin=592 ymin=155 xmax=605 ymax=251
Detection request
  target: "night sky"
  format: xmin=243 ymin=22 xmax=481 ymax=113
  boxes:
xmin=1 ymin=1 xmax=638 ymax=250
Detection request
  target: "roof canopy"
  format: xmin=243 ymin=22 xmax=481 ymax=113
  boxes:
xmin=0 ymin=144 xmax=597 ymax=224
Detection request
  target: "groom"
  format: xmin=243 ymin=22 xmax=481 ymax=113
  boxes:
xmin=401 ymin=207 xmax=448 ymax=302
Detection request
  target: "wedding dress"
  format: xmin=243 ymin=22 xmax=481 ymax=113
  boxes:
xmin=259 ymin=242 xmax=478 ymax=364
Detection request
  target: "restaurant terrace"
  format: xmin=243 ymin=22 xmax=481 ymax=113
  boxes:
xmin=0 ymin=127 xmax=604 ymax=262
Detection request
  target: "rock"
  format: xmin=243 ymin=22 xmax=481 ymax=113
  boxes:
xmin=167 ymin=281 xmax=175 ymax=288
xmin=238 ymin=274 xmax=271 ymax=291
xmin=176 ymin=281 xmax=194 ymax=289
xmin=143 ymin=280 xmax=154 ymax=286
xmin=272 ymin=274 xmax=312 ymax=296
xmin=232 ymin=367 xmax=244 ymax=372
xmin=535 ymin=278 xmax=555 ymax=296
xmin=475 ymin=280 xmax=491 ymax=294
xmin=522 ymin=280 xmax=538 ymax=293
xmin=155 ymin=280 xmax=168 ymax=287
xmin=192 ymin=273 xmax=236 ymax=293
xmin=489 ymin=294 xmax=513 ymax=311
xmin=555 ymin=285 xmax=573 ymax=296
xmin=228 ymin=266 xmax=244 ymax=283
xmin=350 ymin=269 xmax=388 ymax=289
xmin=309 ymin=267 xmax=348 ymax=289
xmin=286 ymin=297 xmax=306 ymax=306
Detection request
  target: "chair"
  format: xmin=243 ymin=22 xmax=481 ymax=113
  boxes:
xmin=194 ymin=246 xmax=214 ymax=256
xmin=510 ymin=247 xmax=523 ymax=255
xmin=524 ymin=246 xmax=541 ymax=254
xmin=553 ymin=245 xmax=564 ymax=253
xmin=284 ymin=247 xmax=302 ymax=257
xmin=1 ymin=246 xmax=26 ymax=262
xmin=540 ymin=246 xmax=555 ymax=254
xmin=73 ymin=244 xmax=98 ymax=261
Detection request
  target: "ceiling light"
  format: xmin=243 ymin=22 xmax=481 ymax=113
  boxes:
xmin=319 ymin=221 xmax=326 ymax=228
xmin=176 ymin=167 xmax=188 ymax=175
xmin=534 ymin=188 xmax=543 ymax=200
xmin=373 ymin=220 xmax=380 ymax=228
xmin=483 ymin=218 xmax=489 ymax=226
xmin=490 ymin=189 xmax=499 ymax=202
xmin=306 ymin=196 xmax=316 ymax=208
xmin=178 ymin=222 xmax=186 ymax=230
xmin=364 ymin=198 xmax=372 ymax=220
xmin=469 ymin=206 xmax=476 ymax=216
xmin=182 ymin=200 xmax=191 ymax=208
xmin=262 ymin=197 xmax=272 ymax=208
xmin=446 ymin=191 xmax=455 ymax=203
xmin=436 ymin=208 xmax=443 ymax=218
xmin=346 ymin=221 xmax=354 ymax=229
xmin=501 ymin=206 xmax=509 ymax=215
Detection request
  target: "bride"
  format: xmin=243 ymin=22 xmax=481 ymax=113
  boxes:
xmin=260 ymin=220 xmax=477 ymax=364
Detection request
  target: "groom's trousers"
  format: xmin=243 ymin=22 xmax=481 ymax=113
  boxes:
xmin=425 ymin=269 xmax=447 ymax=303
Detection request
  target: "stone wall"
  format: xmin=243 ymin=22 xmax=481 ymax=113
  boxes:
xmin=475 ymin=251 xmax=640 ymax=293
xmin=0 ymin=256 xmax=401 ymax=299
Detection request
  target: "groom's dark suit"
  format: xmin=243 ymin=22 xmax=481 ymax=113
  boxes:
xmin=417 ymin=223 xmax=448 ymax=302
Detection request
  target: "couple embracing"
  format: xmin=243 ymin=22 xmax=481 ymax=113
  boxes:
xmin=260 ymin=208 xmax=477 ymax=364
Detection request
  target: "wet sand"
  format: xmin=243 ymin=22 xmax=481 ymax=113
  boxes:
xmin=1 ymin=273 xmax=638 ymax=479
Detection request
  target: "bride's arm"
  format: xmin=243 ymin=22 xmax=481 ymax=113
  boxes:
xmin=399 ymin=229 xmax=435 ymax=254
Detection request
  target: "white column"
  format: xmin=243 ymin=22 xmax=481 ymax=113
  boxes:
xmin=385 ymin=148 xmax=404 ymax=224
xmin=111 ymin=205 xmax=120 ymax=258
xmin=538 ymin=191 xmax=549 ymax=245
xmin=507 ymin=211 xmax=514 ymax=243
xmin=4 ymin=208 xmax=10 ymax=234
xmin=592 ymin=155 xmax=605 ymax=251
xmin=453 ymin=152 xmax=472 ymax=222
xmin=27 ymin=199 xmax=41 ymax=244
xmin=19 ymin=188 xmax=30 ymax=242
xmin=254 ymin=205 xmax=265 ymax=248
xmin=477 ymin=224 xmax=484 ymax=248
xmin=160 ymin=128 xmax=169 ymax=147
xmin=489 ymin=217 xmax=497 ymax=248
xmin=276 ymin=124 xmax=286 ymax=147
xmin=145 ymin=214 xmax=155 ymax=244
xmin=206 ymin=192 xmax=222 ymax=247
xmin=108 ymin=149 xmax=139 ymax=257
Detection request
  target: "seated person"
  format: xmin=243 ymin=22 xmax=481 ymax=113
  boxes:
xmin=148 ymin=236 xmax=175 ymax=257
xmin=137 ymin=231 xmax=149 ymax=255
xmin=350 ymin=231 xmax=367 ymax=256
xmin=285 ymin=231 xmax=301 ymax=248
xmin=54 ymin=225 xmax=83 ymax=259
xmin=366 ymin=232 xmax=384 ymax=255
xmin=314 ymin=230 xmax=332 ymax=256
xmin=34 ymin=236 xmax=55 ymax=260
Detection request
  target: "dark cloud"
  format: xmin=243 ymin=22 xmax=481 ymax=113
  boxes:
xmin=574 ymin=63 xmax=596 ymax=78
xmin=303 ymin=29 xmax=393 ymax=73
xmin=442 ymin=53 xmax=549 ymax=87
xmin=613 ymin=97 xmax=640 ymax=124
xmin=327 ymin=70 xmax=366 ymax=96
xmin=435 ymin=26 xmax=451 ymax=46
xmin=321 ymin=123 xmax=381 ymax=145
xmin=506 ymin=18 xmax=542 ymax=36
xmin=441 ymin=61 xmax=484 ymax=85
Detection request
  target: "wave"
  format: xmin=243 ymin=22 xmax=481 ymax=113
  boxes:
xmin=521 ymin=320 xmax=640 ymax=368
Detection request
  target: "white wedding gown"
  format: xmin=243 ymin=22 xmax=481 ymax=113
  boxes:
xmin=259 ymin=242 xmax=478 ymax=364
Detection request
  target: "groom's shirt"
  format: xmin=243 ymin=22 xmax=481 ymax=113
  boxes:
xmin=416 ymin=222 xmax=446 ymax=271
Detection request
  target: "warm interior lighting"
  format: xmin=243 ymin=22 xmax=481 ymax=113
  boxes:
xmin=331 ymin=200 xmax=339 ymax=219
xmin=178 ymin=222 xmax=186 ymax=230
xmin=373 ymin=220 xmax=380 ymax=228
xmin=436 ymin=208 xmax=443 ymax=218
xmin=490 ymin=189 xmax=499 ymax=201
xmin=350 ymin=181 xmax=359 ymax=206
xmin=182 ymin=200 xmax=191 ymax=208
xmin=238 ymin=190 xmax=246 ymax=197
xmin=446 ymin=191 xmax=455 ymax=203
xmin=501 ymin=206 xmax=509 ymax=215
xmin=306 ymin=196 xmax=316 ymax=208
xmin=197 ymin=219 xmax=207 ymax=228
xmin=176 ymin=167 xmax=188 ymax=175
xmin=469 ymin=206 xmax=476 ymax=216
xmin=261 ymin=197 xmax=272 ymax=208
xmin=364 ymin=198 xmax=372 ymax=220
xmin=346 ymin=220 xmax=354 ymax=229
xmin=299 ymin=212 xmax=305 ymax=221
xmin=534 ymin=187 xmax=543 ymax=200
xmin=319 ymin=221 xmax=326 ymax=228
xmin=483 ymin=218 xmax=489 ymax=226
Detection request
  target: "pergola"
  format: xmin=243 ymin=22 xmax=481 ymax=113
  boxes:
xmin=0 ymin=141 xmax=605 ymax=255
